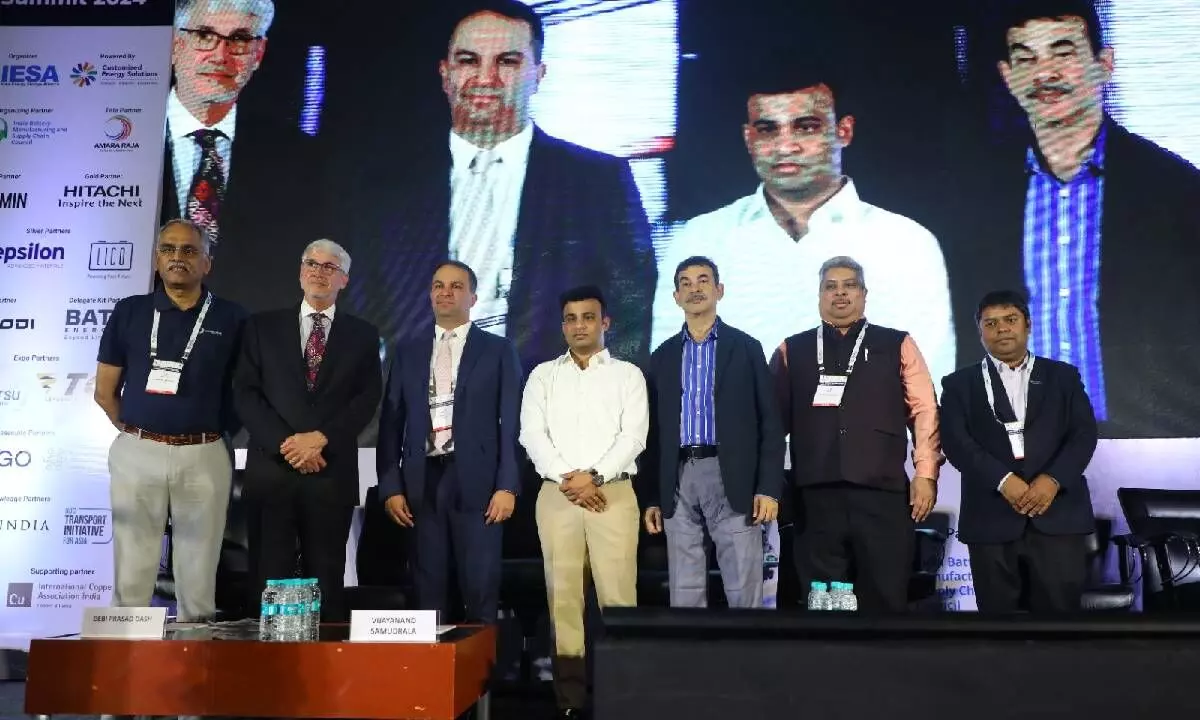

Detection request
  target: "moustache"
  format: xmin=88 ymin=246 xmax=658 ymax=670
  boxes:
xmin=168 ymin=263 xmax=189 ymax=272
xmin=1029 ymin=83 xmax=1072 ymax=97
xmin=688 ymin=293 xmax=706 ymax=302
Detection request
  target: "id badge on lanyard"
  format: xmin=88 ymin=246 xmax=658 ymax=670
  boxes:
xmin=146 ymin=293 xmax=212 ymax=397
xmin=811 ymin=322 xmax=867 ymax=408
xmin=981 ymin=358 xmax=1033 ymax=460
xmin=430 ymin=393 xmax=454 ymax=432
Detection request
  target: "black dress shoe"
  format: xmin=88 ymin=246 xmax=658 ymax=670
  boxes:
xmin=557 ymin=708 xmax=586 ymax=719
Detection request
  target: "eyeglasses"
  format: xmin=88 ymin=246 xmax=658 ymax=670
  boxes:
xmin=179 ymin=27 xmax=262 ymax=55
xmin=158 ymin=243 xmax=203 ymax=258
xmin=302 ymin=258 xmax=344 ymax=275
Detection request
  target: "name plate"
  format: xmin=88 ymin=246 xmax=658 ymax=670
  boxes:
xmin=81 ymin=607 xmax=166 ymax=639
xmin=349 ymin=610 xmax=437 ymax=643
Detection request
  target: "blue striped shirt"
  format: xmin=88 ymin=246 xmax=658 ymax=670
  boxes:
xmin=680 ymin=320 xmax=718 ymax=446
xmin=1022 ymin=123 xmax=1108 ymax=421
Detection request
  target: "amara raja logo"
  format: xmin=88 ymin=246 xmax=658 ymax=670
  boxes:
xmin=96 ymin=115 xmax=139 ymax=152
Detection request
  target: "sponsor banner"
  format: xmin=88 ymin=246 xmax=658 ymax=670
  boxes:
xmin=0 ymin=21 xmax=168 ymax=646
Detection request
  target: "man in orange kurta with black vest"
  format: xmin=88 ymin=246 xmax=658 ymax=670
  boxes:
xmin=770 ymin=255 xmax=942 ymax=612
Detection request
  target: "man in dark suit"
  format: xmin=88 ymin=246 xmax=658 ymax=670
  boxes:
xmin=344 ymin=0 xmax=655 ymax=371
xmin=163 ymin=0 xmax=328 ymax=313
xmin=941 ymin=289 xmax=1098 ymax=613
xmin=944 ymin=0 xmax=1200 ymax=438
xmin=233 ymin=239 xmax=383 ymax=621
xmin=642 ymin=256 xmax=784 ymax=608
xmin=377 ymin=260 xmax=522 ymax=623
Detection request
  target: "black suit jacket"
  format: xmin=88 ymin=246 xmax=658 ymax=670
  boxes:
xmin=233 ymin=306 xmax=383 ymax=506
xmin=344 ymin=126 xmax=656 ymax=373
xmin=162 ymin=109 xmax=330 ymax=314
xmin=376 ymin=324 xmax=522 ymax=513
xmin=643 ymin=320 xmax=785 ymax=518
xmin=943 ymin=119 xmax=1200 ymax=438
xmin=940 ymin=356 xmax=1098 ymax=545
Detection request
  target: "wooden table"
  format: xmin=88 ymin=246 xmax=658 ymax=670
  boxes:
xmin=24 ymin=623 xmax=496 ymax=719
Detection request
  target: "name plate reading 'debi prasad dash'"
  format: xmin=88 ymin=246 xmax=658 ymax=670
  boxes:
xmin=81 ymin=607 xmax=167 ymax=639
xmin=349 ymin=610 xmax=438 ymax=642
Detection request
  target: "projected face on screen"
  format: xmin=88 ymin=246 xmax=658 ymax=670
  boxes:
xmin=744 ymin=85 xmax=854 ymax=201
xmin=998 ymin=15 xmax=1113 ymax=129
xmin=172 ymin=0 xmax=270 ymax=115
xmin=440 ymin=11 xmax=547 ymax=145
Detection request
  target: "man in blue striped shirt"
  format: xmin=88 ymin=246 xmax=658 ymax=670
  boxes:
xmin=642 ymin=256 xmax=785 ymax=608
xmin=948 ymin=0 xmax=1200 ymax=437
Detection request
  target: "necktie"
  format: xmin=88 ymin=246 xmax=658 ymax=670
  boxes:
xmin=185 ymin=129 xmax=226 ymax=249
xmin=305 ymin=313 xmax=327 ymax=392
xmin=432 ymin=330 xmax=454 ymax=451
xmin=452 ymin=150 xmax=509 ymax=333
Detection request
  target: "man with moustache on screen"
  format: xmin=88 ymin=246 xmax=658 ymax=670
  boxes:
xmin=652 ymin=67 xmax=955 ymax=385
xmin=163 ymin=0 xmax=327 ymax=313
xmin=947 ymin=0 xmax=1200 ymax=437
xmin=346 ymin=0 xmax=655 ymax=370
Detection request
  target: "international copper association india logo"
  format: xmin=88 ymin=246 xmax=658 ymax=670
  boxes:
xmin=6 ymin=582 xmax=32 ymax=608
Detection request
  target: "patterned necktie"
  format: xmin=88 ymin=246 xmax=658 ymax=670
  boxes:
xmin=432 ymin=330 xmax=454 ymax=451
xmin=452 ymin=150 xmax=509 ymax=333
xmin=305 ymin=313 xmax=327 ymax=392
xmin=185 ymin=129 xmax=226 ymax=249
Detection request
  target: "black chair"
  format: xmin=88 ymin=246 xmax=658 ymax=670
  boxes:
xmin=344 ymin=484 xmax=411 ymax=612
xmin=1116 ymin=488 xmax=1200 ymax=612
xmin=1079 ymin=518 xmax=1135 ymax=612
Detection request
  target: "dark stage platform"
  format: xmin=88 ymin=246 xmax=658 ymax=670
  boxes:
xmin=595 ymin=609 xmax=1200 ymax=720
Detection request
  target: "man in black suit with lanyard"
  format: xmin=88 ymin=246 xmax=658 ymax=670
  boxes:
xmin=941 ymin=289 xmax=1098 ymax=613
xmin=233 ymin=239 xmax=382 ymax=621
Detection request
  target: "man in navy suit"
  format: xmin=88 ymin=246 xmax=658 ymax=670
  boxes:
xmin=376 ymin=260 xmax=522 ymax=623
xmin=943 ymin=0 xmax=1200 ymax=438
xmin=941 ymin=289 xmax=1098 ymax=613
xmin=344 ymin=0 xmax=655 ymax=371
xmin=643 ymin=256 xmax=785 ymax=608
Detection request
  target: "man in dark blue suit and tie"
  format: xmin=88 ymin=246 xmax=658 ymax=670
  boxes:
xmin=376 ymin=260 xmax=522 ymax=623
xmin=344 ymin=0 xmax=655 ymax=371
xmin=941 ymin=289 xmax=1098 ymax=612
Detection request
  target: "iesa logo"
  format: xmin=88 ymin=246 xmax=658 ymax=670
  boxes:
xmin=62 ymin=507 xmax=112 ymax=546
xmin=6 ymin=582 xmax=32 ymax=608
xmin=96 ymin=115 xmax=139 ymax=152
xmin=0 ymin=64 xmax=59 ymax=87
xmin=0 ymin=449 xmax=32 ymax=468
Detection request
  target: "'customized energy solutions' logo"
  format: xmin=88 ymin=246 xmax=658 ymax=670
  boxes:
xmin=70 ymin=62 xmax=97 ymax=88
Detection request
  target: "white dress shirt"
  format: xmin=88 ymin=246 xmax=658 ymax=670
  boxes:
xmin=651 ymin=179 xmax=956 ymax=390
xmin=448 ymin=124 xmax=534 ymax=335
xmin=166 ymin=87 xmax=236 ymax=213
xmin=989 ymin=352 xmax=1038 ymax=490
xmin=299 ymin=300 xmax=336 ymax=354
xmin=519 ymin=349 xmax=649 ymax=483
xmin=427 ymin=321 xmax=472 ymax=456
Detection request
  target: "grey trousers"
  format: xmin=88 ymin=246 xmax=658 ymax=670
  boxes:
xmin=108 ymin=432 xmax=231 ymax=622
xmin=663 ymin=456 xmax=763 ymax=608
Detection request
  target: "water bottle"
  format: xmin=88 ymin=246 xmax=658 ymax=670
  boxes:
xmin=807 ymin=581 xmax=829 ymax=610
xmin=843 ymin=582 xmax=859 ymax=612
xmin=258 ymin=579 xmax=281 ymax=641
xmin=828 ymin=581 xmax=841 ymax=610
xmin=277 ymin=579 xmax=305 ymax=641
xmin=305 ymin=579 xmax=322 ymax=640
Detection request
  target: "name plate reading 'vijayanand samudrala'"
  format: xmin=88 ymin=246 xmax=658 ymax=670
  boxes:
xmin=349 ymin=609 xmax=438 ymax=642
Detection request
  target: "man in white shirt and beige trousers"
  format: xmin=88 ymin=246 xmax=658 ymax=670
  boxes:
xmin=520 ymin=285 xmax=649 ymax=719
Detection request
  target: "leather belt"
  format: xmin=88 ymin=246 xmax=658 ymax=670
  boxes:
xmin=122 ymin=424 xmax=221 ymax=446
xmin=679 ymin=445 xmax=718 ymax=461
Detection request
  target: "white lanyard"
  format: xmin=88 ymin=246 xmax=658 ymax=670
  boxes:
xmin=150 ymin=292 xmax=212 ymax=362
xmin=980 ymin=356 xmax=1034 ymax=423
xmin=816 ymin=321 xmax=868 ymax=374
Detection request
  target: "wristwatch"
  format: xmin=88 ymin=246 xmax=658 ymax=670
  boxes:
xmin=587 ymin=469 xmax=604 ymax=486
